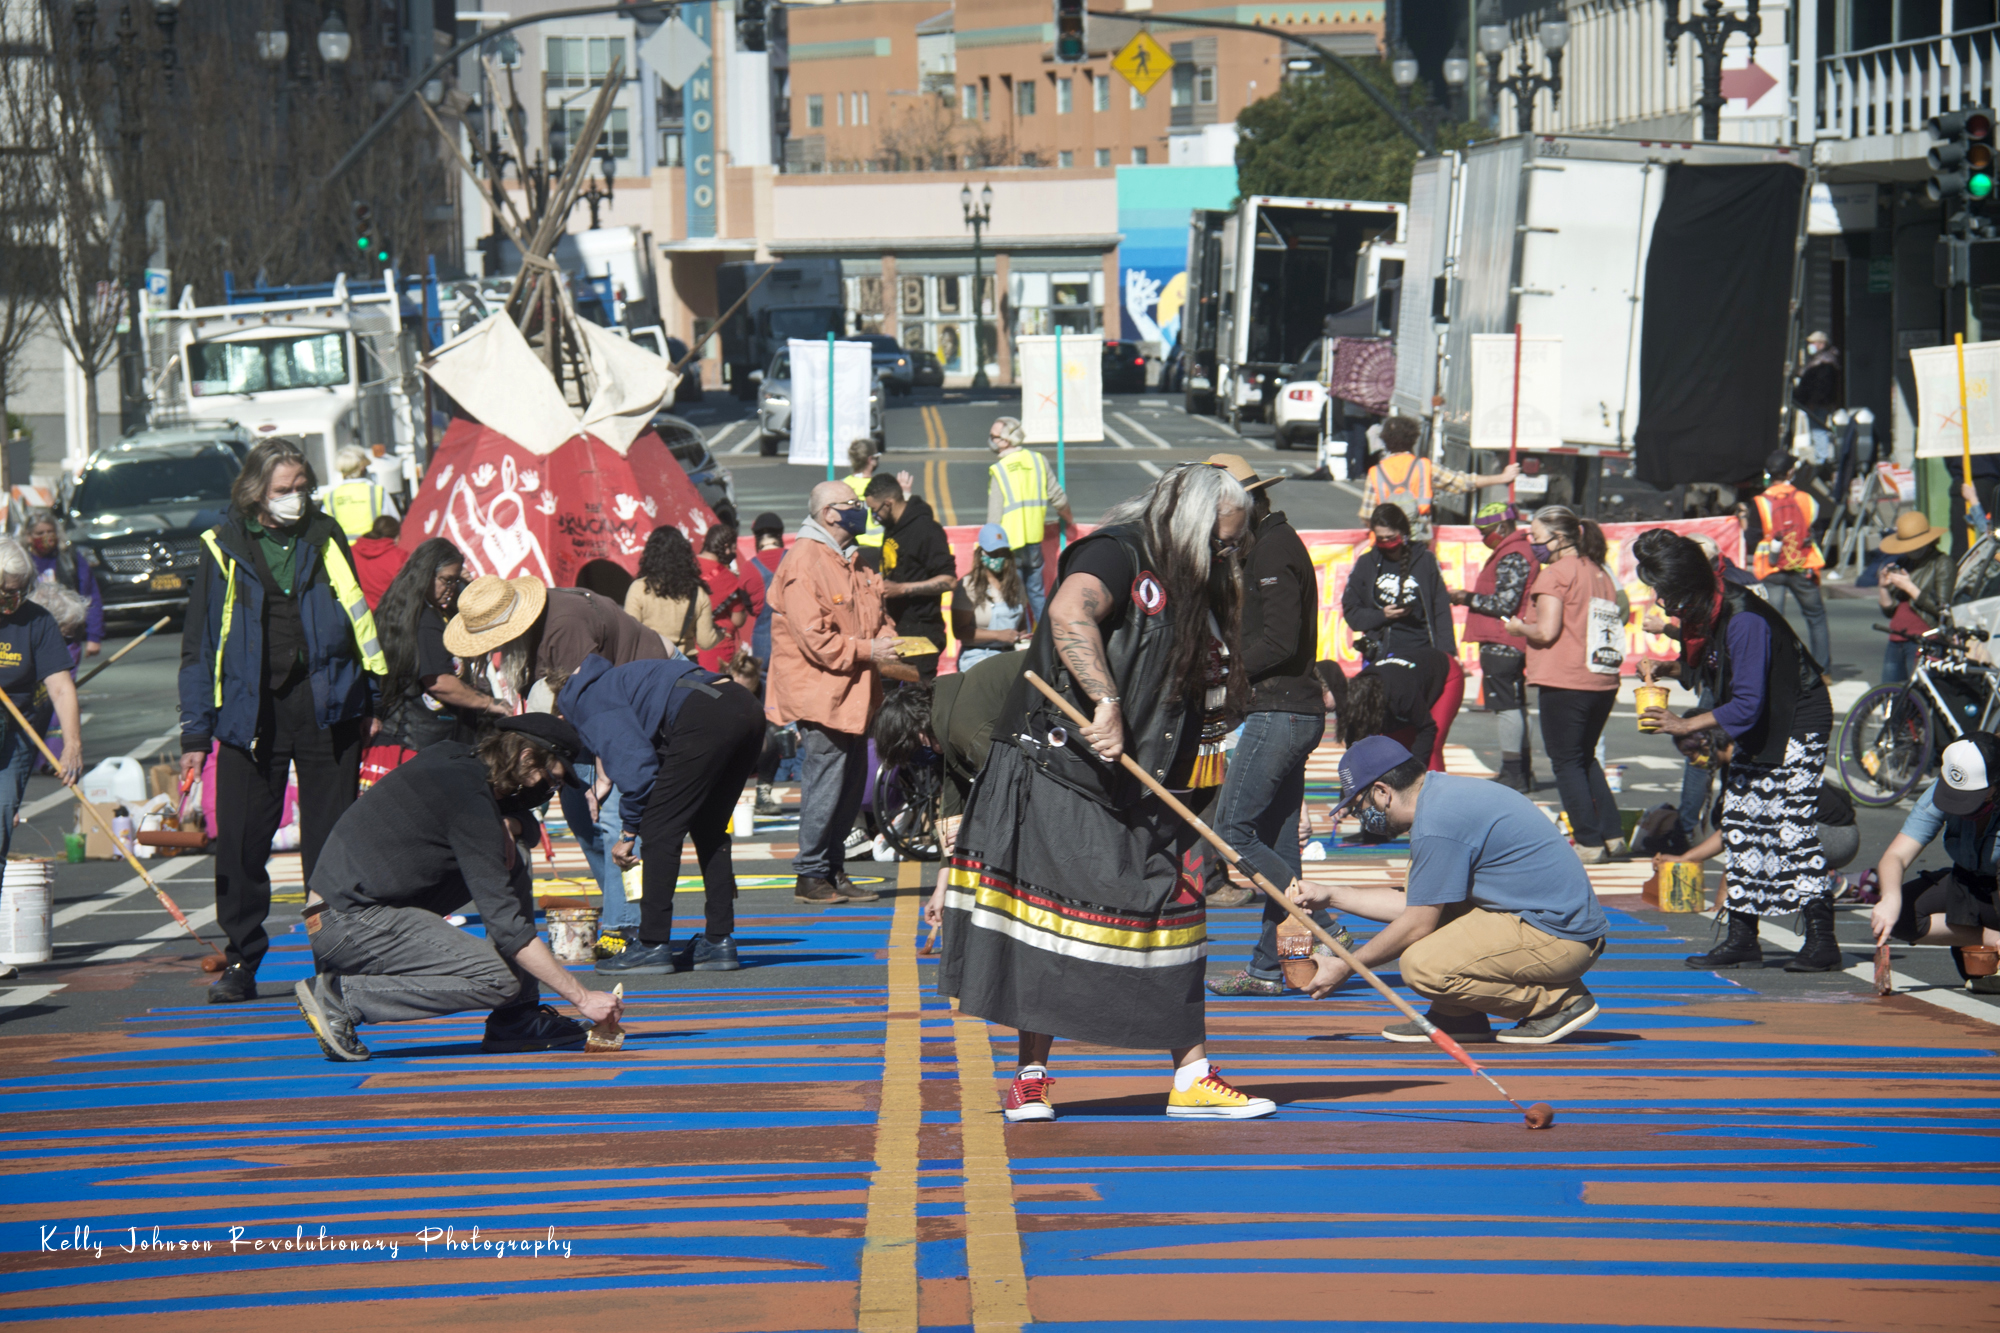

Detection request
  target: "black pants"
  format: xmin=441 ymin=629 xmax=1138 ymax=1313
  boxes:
xmin=214 ymin=680 xmax=361 ymax=970
xmin=639 ymin=681 xmax=767 ymax=944
xmin=1537 ymin=685 xmax=1620 ymax=848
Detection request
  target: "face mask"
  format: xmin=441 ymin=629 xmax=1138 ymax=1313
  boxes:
xmin=1530 ymin=542 xmax=1554 ymax=565
xmin=835 ymin=506 xmax=868 ymax=536
xmin=28 ymin=535 xmax=56 ymax=556
xmin=265 ymin=492 xmax=306 ymax=525
xmin=1480 ymin=530 xmax=1505 ymax=550
xmin=1358 ymin=803 xmax=1392 ymax=837
xmin=978 ymin=553 xmax=1008 ymax=574
xmin=1375 ymin=535 xmax=1403 ymax=553
xmin=0 ymin=587 xmax=22 ymax=614
xmin=498 ymin=779 xmax=556 ymax=817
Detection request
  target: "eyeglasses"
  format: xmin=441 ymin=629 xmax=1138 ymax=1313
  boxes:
xmin=1211 ymin=538 xmax=1241 ymax=558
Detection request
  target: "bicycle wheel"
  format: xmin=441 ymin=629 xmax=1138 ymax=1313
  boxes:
xmin=874 ymin=757 xmax=943 ymax=861
xmin=1838 ymin=682 xmax=1934 ymax=807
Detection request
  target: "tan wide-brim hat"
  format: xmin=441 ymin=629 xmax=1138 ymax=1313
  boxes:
xmin=443 ymin=574 xmax=549 ymax=657
xmin=1879 ymin=509 xmax=1947 ymax=555
xmin=1204 ymin=452 xmax=1283 ymax=491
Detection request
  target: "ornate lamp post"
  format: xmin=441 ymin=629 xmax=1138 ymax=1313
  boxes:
xmin=576 ymin=150 xmax=617 ymax=230
xmin=1478 ymin=1 xmax=1569 ymax=136
xmin=1666 ymin=0 xmax=1761 ymax=142
xmin=1390 ymin=41 xmax=1470 ymax=144
xmin=961 ymin=181 xmax=993 ymax=389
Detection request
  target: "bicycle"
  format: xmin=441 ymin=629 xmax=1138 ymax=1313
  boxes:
xmin=1837 ymin=620 xmax=2000 ymax=806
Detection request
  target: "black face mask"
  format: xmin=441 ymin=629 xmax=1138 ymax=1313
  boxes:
xmin=498 ymin=780 xmax=557 ymax=817
xmin=1358 ymin=804 xmax=1392 ymax=837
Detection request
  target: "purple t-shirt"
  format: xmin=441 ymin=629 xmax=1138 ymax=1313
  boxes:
xmin=1709 ymin=611 xmax=1832 ymax=741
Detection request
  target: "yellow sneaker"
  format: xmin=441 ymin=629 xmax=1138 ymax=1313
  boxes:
xmin=1165 ymin=1066 xmax=1276 ymax=1119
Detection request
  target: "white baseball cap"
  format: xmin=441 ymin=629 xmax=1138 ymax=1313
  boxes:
xmin=1935 ymin=734 xmax=2000 ymax=815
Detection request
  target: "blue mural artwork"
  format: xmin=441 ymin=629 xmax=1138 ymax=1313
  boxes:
xmin=1116 ymin=164 xmax=1237 ymax=351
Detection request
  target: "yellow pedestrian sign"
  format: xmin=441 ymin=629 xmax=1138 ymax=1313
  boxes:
xmin=1112 ymin=31 xmax=1173 ymax=96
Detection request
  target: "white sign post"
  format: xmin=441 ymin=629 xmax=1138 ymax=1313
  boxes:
xmin=1911 ymin=338 xmax=2000 ymax=460
xmin=1018 ymin=333 xmax=1103 ymax=444
xmin=787 ymin=337 xmax=875 ymax=470
xmin=1471 ymin=333 xmax=1563 ymax=453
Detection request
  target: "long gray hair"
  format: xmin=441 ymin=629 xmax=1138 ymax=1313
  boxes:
xmin=231 ymin=437 xmax=319 ymax=519
xmin=1099 ymin=463 xmax=1252 ymax=706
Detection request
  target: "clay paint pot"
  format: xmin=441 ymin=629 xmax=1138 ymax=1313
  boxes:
xmin=546 ymin=906 xmax=601 ymax=964
xmin=1635 ymin=684 xmax=1670 ymax=731
xmin=1960 ymin=944 xmax=2000 ymax=977
xmin=1276 ymin=926 xmax=1317 ymax=990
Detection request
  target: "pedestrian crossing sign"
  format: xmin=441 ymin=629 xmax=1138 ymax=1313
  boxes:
xmin=1112 ymin=31 xmax=1172 ymax=96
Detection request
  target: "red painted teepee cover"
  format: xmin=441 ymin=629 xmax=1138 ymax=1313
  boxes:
xmin=400 ymin=417 xmax=719 ymax=586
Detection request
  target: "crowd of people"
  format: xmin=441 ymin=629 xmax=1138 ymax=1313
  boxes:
xmin=7 ymin=410 xmax=1945 ymax=1113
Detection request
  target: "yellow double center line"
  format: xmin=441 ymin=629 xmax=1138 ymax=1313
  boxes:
xmin=920 ymin=405 xmax=958 ymax=526
xmin=857 ymin=863 xmax=1028 ymax=1332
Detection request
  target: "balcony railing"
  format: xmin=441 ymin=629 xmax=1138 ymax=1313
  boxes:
xmin=1818 ymin=23 xmax=2000 ymax=140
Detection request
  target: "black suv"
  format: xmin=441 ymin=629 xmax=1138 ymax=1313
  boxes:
xmin=65 ymin=439 xmax=240 ymax=620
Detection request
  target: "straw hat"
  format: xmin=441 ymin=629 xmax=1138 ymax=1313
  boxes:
xmin=1879 ymin=510 xmax=1947 ymax=555
xmin=1203 ymin=452 xmax=1283 ymax=491
xmin=443 ymin=574 xmax=548 ymax=657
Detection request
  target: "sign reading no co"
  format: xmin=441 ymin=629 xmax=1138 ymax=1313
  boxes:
xmin=682 ymin=1 xmax=716 ymax=238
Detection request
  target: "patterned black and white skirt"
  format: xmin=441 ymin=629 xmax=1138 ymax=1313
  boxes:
xmin=938 ymin=742 xmax=1208 ymax=1052
xmin=1719 ymin=732 xmax=1831 ymax=916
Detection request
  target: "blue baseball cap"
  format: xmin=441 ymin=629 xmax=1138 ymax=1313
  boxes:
xmin=1330 ymin=735 xmax=1416 ymax=819
xmin=976 ymin=523 xmax=1010 ymax=553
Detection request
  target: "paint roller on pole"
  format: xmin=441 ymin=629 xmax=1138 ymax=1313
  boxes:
xmin=0 ymin=688 xmax=227 ymax=970
xmin=1959 ymin=332 xmax=1975 ymax=551
xmin=1509 ymin=322 xmax=1522 ymax=506
xmin=1022 ymin=671 xmax=1556 ymax=1131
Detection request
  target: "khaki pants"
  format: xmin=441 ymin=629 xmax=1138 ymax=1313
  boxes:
xmin=1399 ymin=905 xmax=1604 ymax=1022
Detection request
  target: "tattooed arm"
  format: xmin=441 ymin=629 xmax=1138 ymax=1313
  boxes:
xmin=1046 ymin=571 xmax=1126 ymax=763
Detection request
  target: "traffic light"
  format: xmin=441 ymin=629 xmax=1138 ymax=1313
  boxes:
xmin=1929 ymin=107 xmax=1996 ymax=234
xmin=1054 ymin=0 xmax=1085 ymax=62
xmin=351 ymin=201 xmax=390 ymax=265
xmin=737 ymin=0 xmax=767 ymax=52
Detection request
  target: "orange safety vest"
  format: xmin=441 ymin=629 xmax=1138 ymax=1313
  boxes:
xmin=1364 ymin=453 xmax=1433 ymax=518
xmin=1751 ymin=483 xmax=1823 ymax=578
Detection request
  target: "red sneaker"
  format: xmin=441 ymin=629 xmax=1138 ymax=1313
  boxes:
xmin=1002 ymin=1067 xmax=1056 ymax=1122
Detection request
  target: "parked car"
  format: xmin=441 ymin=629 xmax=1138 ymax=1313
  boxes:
xmin=650 ymin=412 xmax=735 ymax=525
xmin=857 ymin=334 xmax=914 ymax=395
xmin=756 ymin=346 xmax=885 ymax=457
xmin=1271 ymin=339 xmax=1330 ymax=450
xmin=63 ymin=438 xmax=241 ymax=620
xmin=910 ymin=349 xmax=944 ymax=389
xmin=1101 ymin=340 xmax=1148 ymax=394
xmin=109 ymin=422 xmax=254 ymax=464
xmin=628 ymin=325 xmax=704 ymax=406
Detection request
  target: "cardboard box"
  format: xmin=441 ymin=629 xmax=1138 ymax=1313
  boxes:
xmin=76 ymin=798 xmax=127 ymax=861
xmin=148 ymin=763 xmax=180 ymax=801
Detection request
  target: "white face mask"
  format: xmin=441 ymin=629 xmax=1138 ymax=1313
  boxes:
xmin=265 ymin=491 xmax=306 ymax=525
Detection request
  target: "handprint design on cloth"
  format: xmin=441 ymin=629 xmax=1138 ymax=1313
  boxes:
xmin=612 ymin=493 xmax=642 ymax=522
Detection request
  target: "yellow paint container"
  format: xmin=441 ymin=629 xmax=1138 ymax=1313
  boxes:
xmin=1659 ymin=862 xmax=1706 ymax=913
xmin=1635 ymin=683 xmax=1670 ymax=732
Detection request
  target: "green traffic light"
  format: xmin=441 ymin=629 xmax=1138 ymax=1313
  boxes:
xmin=376 ymin=250 xmax=390 ymax=262
xmin=355 ymin=236 xmax=370 ymax=250
xmin=1974 ymin=172 xmax=1996 ymax=199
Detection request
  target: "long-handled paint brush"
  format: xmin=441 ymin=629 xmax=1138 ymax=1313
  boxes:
xmin=1024 ymin=671 xmax=1556 ymax=1131
xmin=0 ymin=690 xmax=227 ymax=971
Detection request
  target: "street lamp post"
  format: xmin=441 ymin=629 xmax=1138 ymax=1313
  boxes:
xmin=72 ymin=0 xmax=182 ymax=435
xmin=1666 ymin=0 xmax=1761 ymax=143
xmin=1478 ymin=1 xmax=1569 ymax=136
xmin=961 ymin=182 xmax=993 ymax=390
xmin=1390 ymin=42 xmax=1470 ymax=142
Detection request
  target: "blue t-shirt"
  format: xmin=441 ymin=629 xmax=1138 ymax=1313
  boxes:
xmin=1406 ymin=773 xmax=1609 ymax=942
xmin=1897 ymin=780 xmax=2000 ymax=878
xmin=0 ymin=602 xmax=70 ymax=714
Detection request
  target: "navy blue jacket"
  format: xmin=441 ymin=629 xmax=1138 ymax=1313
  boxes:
xmin=558 ymin=653 xmax=721 ymax=836
xmin=178 ymin=508 xmax=374 ymax=753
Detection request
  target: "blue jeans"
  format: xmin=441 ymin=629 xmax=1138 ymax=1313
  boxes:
xmin=559 ymin=762 xmax=636 ymax=931
xmin=1016 ymin=540 xmax=1047 ymax=628
xmin=0 ymin=723 xmax=36 ymax=860
xmin=1209 ymin=710 xmax=1330 ymax=982
xmin=1759 ymin=570 xmax=1831 ymax=673
xmin=793 ymin=722 xmax=868 ymax=880
xmin=1884 ymin=639 xmax=1916 ymax=685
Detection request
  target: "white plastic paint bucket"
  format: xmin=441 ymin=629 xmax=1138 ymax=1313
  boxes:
xmin=1 ymin=860 xmax=54 ymax=965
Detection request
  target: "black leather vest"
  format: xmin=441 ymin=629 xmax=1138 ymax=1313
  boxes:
xmin=1698 ymin=586 xmax=1821 ymax=766
xmin=996 ymin=524 xmax=1198 ymax=807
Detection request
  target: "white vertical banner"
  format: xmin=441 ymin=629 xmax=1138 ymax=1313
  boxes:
xmin=787 ymin=338 xmax=875 ymax=469
xmin=1470 ymin=333 xmax=1563 ymax=453
xmin=1018 ymin=334 xmax=1104 ymax=444
xmin=1911 ymin=340 xmax=2000 ymax=459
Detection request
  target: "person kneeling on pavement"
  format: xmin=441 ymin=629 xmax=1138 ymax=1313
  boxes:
xmin=1288 ymin=736 xmax=1609 ymax=1045
xmin=294 ymin=716 xmax=624 ymax=1061
xmin=1871 ymin=732 xmax=2000 ymax=992
xmin=552 ymin=652 xmax=767 ymax=975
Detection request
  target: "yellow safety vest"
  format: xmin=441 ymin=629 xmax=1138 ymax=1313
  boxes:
xmin=326 ymin=479 xmax=386 ymax=539
xmin=843 ymin=471 xmax=885 ymax=549
xmin=989 ymin=449 xmax=1050 ymax=548
xmin=199 ymin=529 xmax=387 ymax=708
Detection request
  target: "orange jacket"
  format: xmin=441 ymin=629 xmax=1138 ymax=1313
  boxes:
xmin=765 ymin=527 xmax=891 ymax=735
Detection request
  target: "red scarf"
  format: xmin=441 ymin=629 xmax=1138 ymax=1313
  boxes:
xmin=1680 ymin=588 xmax=1726 ymax=679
